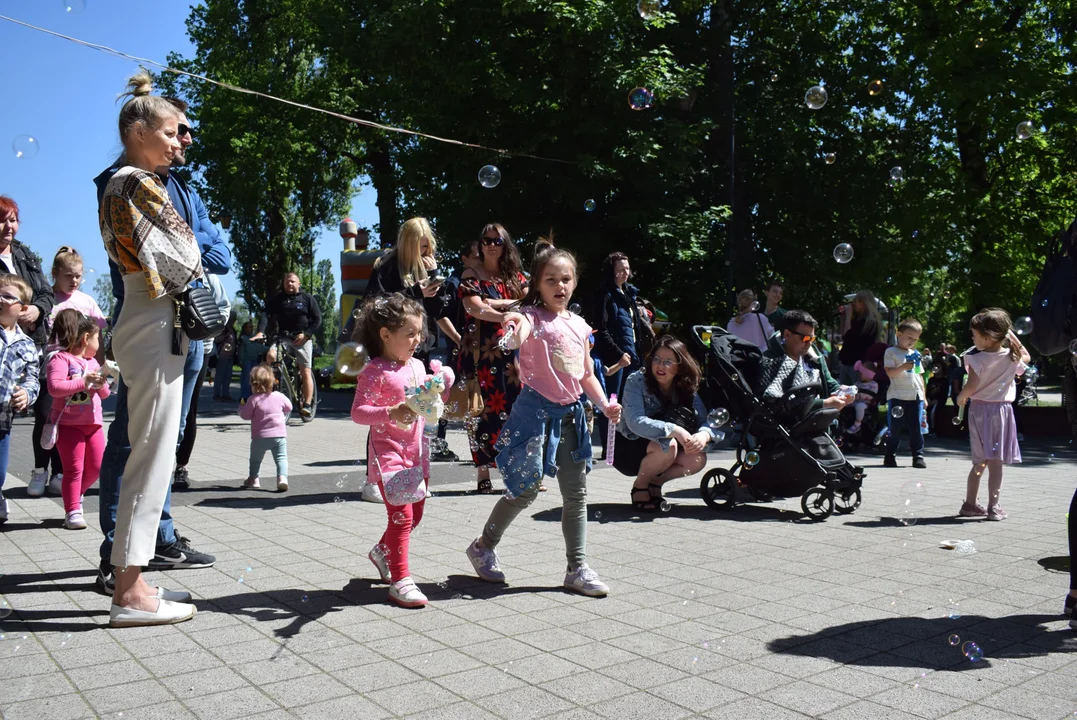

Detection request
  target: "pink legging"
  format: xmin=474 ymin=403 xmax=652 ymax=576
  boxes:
xmin=57 ymin=424 xmax=104 ymax=513
xmin=377 ymin=480 xmax=426 ymax=582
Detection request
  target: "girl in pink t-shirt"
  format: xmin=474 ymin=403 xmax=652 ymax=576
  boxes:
xmin=956 ymin=309 xmax=1031 ymax=521
xmin=465 ymin=243 xmax=621 ymax=598
xmin=351 ymin=293 xmax=454 ymax=608
xmin=46 ymin=309 xmax=110 ymax=530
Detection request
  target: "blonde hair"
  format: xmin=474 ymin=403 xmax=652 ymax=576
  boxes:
xmin=116 ymin=70 xmax=180 ymax=159
xmin=394 ymin=217 xmax=436 ymax=286
xmin=51 ymin=246 xmax=84 ymax=280
xmin=736 ymin=288 xmax=756 ymax=313
xmin=249 ymin=364 xmax=275 ymax=394
xmin=0 ymin=273 xmax=32 ymax=304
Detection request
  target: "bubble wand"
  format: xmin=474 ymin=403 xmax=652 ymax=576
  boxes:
xmin=605 ymin=394 xmax=617 ymax=466
xmin=953 ymin=404 xmax=966 ymax=427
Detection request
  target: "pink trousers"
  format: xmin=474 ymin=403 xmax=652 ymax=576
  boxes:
xmin=57 ymin=424 xmax=104 ymax=513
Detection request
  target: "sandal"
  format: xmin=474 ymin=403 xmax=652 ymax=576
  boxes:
xmin=631 ymin=486 xmax=657 ymax=512
xmin=648 ymin=482 xmax=667 ymax=509
xmin=477 ymin=478 xmax=493 ymax=494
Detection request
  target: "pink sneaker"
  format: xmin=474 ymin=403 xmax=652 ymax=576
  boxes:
xmin=986 ymin=505 xmax=1007 ymax=521
xmin=959 ymin=502 xmax=987 ymax=517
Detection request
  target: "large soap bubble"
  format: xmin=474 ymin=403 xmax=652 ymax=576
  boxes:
xmin=478 ymin=165 xmax=502 ymax=189
xmin=804 ymin=85 xmax=828 ymax=110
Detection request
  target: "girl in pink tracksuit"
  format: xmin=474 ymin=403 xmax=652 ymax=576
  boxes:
xmin=46 ymin=309 xmax=110 ymax=530
xmin=350 ymin=293 xmax=454 ymax=608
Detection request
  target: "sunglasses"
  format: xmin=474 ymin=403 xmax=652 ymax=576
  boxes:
xmin=795 ymin=334 xmax=817 ymax=344
xmin=481 ymin=236 xmax=504 ymax=247
xmin=178 ymin=124 xmax=195 ymax=139
xmin=57 ymin=245 xmax=76 ymax=254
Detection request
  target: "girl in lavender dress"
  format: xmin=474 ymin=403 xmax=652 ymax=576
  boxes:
xmin=956 ymin=309 xmax=1030 ymax=522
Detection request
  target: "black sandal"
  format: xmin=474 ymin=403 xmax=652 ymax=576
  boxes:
xmin=477 ymin=478 xmax=493 ymax=494
xmin=631 ymin=486 xmax=658 ymax=512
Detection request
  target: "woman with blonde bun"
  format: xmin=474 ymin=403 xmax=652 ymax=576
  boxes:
xmin=98 ymin=70 xmax=202 ymax=627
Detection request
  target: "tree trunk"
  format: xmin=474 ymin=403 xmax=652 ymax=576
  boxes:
xmin=367 ymin=143 xmax=399 ymax=246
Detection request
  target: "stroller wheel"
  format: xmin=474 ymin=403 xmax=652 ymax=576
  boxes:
xmin=801 ymin=488 xmax=834 ymax=521
xmin=700 ymin=468 xmax=735 ymax=511
xmin=834 ymin=488 xmax=862 ymax=515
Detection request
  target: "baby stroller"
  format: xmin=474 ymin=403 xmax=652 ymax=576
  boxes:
xmin=696 ymin=329 xmax=866 ymax=521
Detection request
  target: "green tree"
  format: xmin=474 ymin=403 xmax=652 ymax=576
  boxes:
xmin=309 ymin=258 xmax=338 ymax=351
xmin=92 ymin=275 xmax=116 ymax=321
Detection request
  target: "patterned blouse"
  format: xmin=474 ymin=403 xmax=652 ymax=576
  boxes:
xmin=99 ymin=166 xmax=203 ymax=299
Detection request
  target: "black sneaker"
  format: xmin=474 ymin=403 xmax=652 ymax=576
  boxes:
xmin=172 ymin=466 xmax=190 ymax=490
xmin=300 ymin=403 xmax=312 ymax=418
xmin=912 ymin=456 xmax=927 ymax=469
xmin=883 ymin=455 xmax=898 ymax=468
xmin=147 ymin=534 xmax=216 ymax=570
xmin=95 ymin=559 xmax=115 ymax=596
xmin=431 ymin=448 xmax=459 ymax=463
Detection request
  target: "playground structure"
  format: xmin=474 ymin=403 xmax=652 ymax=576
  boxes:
xmin=335 ymin=218 xmax=385 ymax=382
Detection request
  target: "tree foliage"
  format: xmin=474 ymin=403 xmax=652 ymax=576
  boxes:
xmin=170 ymin=0 xmax=1077 ymax=349
xmin=92 ymin=275 xmax=116 ymax=321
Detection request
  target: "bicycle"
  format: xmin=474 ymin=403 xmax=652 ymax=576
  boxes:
xmin=268 ymin=334 xmax=319 ymax=423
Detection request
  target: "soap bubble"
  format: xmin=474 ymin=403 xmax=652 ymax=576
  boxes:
xmin=824 ymin=153 xmax=836 ymax=165
xmin=961 ymin=641 xmax=983 ymax=661
xmin=0 ymin=599 xmax=11 ymax=619
xmin=974 ymin=36 xmax=986 ymax=48
xmin=744 ymin=450 xmax=760 ymax=468
xmin=569 ymin=303 xmax=581 ymax=315
xmin=392 ymin=511 xmax=406 ymax=525
xmin=63 ymin=0 xmax=86 ymax=11
xmin=659 ymin=500 xmax=670 ymax=512
xmin=1069 ymin=339 xmax=1077 ymax=357
xmin=833 ymin=243 xmax=854 ymax=264
xmin=770 ymin=72 xmax=779 ymax=82
xmin=804 ymin=85 xmax=828 ymax=110
xmin=628 ymin=87 xmax=655 ymax=111
xmin=335 ymin=342 xmax=368 ymax=377
xmin=12 ymin=135 xmax=40 ymax=159
xmin=333 ymin=496 xmax=343 ymax=503
xmin=890 ymin=166 xmax=904 ymax=182
xmin=594 ymin=510 xmax=602 ymax=520
xmin=584 ymin=199 xmax=596 ymax=212
xmin=951 ymin=415 xmax=963 ymax=426
xmin=898 ymin=479 xmax=926 ymax=526
xmin=637 ymin=0 xmax=660 ymax=19
xmin=948 ymin=634 xmax=961 ymax=646
xmin=1013 ymin=316 xmax=1033 ymax=335
xmin=478 ymin=165 xmax=502 ymax=189
xmin=301 ymin=594 xmax=309 ymax=603
xmin=867 ymin=79 xmax=884 ymax=96
xmin=499 ymin=412 xmax=508 ymax=421
xmin=1016 ymin=121 xmax=1034 ymax=141
xmin=749 ymin=301 xmax=760 ymax=312
xmin=891 ymin=405 xmax=905 ymax=419
xmin=707 ymin=408 xmax=730 ymax=429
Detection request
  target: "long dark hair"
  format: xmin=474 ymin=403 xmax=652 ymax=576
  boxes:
xmin=643 ymin=335 xmax=701 ymax=405
xmin=477 ymin=223 xmax=524 ymax=299
xmin=600 ymin=252 xmax=629 ymax=288
xmin=521 ymin=236 xmax=576 ymax=309
xmin=50 ymin=308 xmax=99 ymax=354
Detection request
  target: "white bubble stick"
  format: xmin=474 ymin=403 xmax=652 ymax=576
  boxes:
xmin=605 ymin=393 xmax=617 ymax=466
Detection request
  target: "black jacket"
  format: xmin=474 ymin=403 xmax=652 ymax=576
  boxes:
xmin=260 ymin=291 xmax=321 ymax=338
xmin=592 ymin=282 xmax=642 ymax=366
xmin=365 ymin=250 xmax=445 ymax=347
xmin=7 ymin=240 xmax=55 ymax=347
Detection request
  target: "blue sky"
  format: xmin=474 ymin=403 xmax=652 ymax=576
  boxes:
xmin=0 ymin=1 xmax=378 ymax=305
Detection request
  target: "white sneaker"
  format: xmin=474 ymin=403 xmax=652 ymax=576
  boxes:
xmin=0 ymin=493 xmax=8 ymax=524
xmin=109 ymin=599 xmax=196 ymax=628
xmin=277 ymin=476 xmax=289 ymax=492
xmin=64 ymin=510 xmax=87 ymax=530
xmin=360 ymin=482 xmax=384 ymax=504
xmin=47 ymin=473 xmax=63 ymax=497
xmin=564 ymin=564 xmax=609 ymax=597
xmin=466 ymin=538 xmax=506 ymax=583
xmin=388 ymin=577 xmax=428 ymax=608
xmin=27 ymin=469 xmax=47 ymax=497
xmin=369 ymin=544 xmax=392 ymax=583
xmin=242 ymin=476 xmax=260 ymax=489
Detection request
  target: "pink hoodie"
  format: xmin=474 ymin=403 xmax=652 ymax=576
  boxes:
xmin=46 ymin=351 xmax=111 ymax=426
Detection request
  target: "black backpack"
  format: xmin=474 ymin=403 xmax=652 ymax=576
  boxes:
xmin=1029 ymin=218 xmax=1077 ymax=356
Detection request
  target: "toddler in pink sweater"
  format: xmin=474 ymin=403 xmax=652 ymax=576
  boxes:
xmin=351 ymin=293 xmax=454 ymax=609
xmin=45 ymin=310 xmax=110 ymax=530
xmin=238 ymin=365 xmax=293 ymax=492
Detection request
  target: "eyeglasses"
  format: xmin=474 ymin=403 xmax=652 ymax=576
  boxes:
xmin=0 ymin=293 xmax=24 ymax=305
xmin=57 ymin=245 xmax=76 ymax=254
xmin=178 ymin=124 xmax=195 ymax=139
xmin=481 ymin=236 xmax=503 ymax=247
xmin=652 ymin=357 xmax=679 ymax=369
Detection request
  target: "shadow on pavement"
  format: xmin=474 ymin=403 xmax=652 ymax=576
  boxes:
xmin=845 ymin=516 xmax=984 ymax=528
xmin=1038 ymin=556 xmax=1071 ymax=574
xmin=767 ymin=614 xmax=1077 ymax=672
xmin=532 ymin=501 xmax=801 ymax=524
xmin=0 ymin=569 xmax=107 ymax=633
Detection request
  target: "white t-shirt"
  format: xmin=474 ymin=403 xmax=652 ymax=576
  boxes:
xmin=0 ymin=253 xmax=15 ymax=275
xmin=884 ymin=346 xmax=926 ymax=401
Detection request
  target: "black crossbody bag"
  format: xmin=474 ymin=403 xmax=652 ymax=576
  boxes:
xmin=171 ymin=286 xmax=227 ymax=354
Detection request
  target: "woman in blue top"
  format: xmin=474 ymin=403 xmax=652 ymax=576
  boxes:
xmin=616 ymin=335 xmax=716 ymax=512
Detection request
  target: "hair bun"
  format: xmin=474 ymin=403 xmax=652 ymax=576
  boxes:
xmin=120 ymin=69 xmax=155 ymax=101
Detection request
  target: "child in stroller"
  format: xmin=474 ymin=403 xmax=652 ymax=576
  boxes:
xmin=840 ymin=359 xmax=881 ymax=449
xmin=697 ymin=324 xmax=865 ymax=521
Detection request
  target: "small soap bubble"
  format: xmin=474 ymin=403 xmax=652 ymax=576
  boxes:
xmin=569 ymin=303 xmax=582 ymax=315
xmin=12 ymin=135 xmax=40 ymax=159
xmin=707 ymin=408 xmax=730 ymax=429
xmin=891 ymin=405 xmax=905 ymax=419
xmin=334 ymin=496 xmax=343 ymax=503
xmin=833 ymin=243 xmax=854 ymax=264
xmin=499 ymin=412 xmax=508 ymax=420
xmin=961 ymin=641 xmax=983 ymax=661
xmin=584 ymin=199 xmax=597 ymax=212
xmin=237 ymin=576 xmax=245 ymax=584
xmin=951 ymin=415 xmax=962 ymax=426
xmin=637 ymin=0 xmax=660 ymax=19
xmin=974 ymin=36 xmax=986 ymax=48
xmin=898 ymin=479 xmax=926 ymax=526
xmin=628 ymin=87 xmax=655 ymax=111
xmin=1013 ymin=316 xmax=1033 ymax=335
xmin=246 ymin=566 xmax=252 ymax=572
xmin=744 ymin=450 xmax=760 ymax=468
xmin=1016 ymin=121 xmax=1035 ymax=141
xmin=889 ymin=166 xmax=904 ymax=182
xmin=392 ymin=511 xmax=406 ymax=525
xmin=478 ymin=165 xmax=502 ymax=189
xmin=63 ymin=0 xmax=86 ymax=12
xmin=301 ymin=594 xmax=309 ymax=603
xmin=749 ymin=301 xmax=760 ymax=312
xmin=594 ymin=511 xmax=603 ymax=520
xmin=804 ymin=85 xmax=828 ymax=109
xmin=867 ymin=79 xmax=884 ymax=96
xmin=0 ymin=600 xmax=11 ymax=619
xmin=659 ymin=500 xmax=670 ymax=512
xmin=335 ymin=342 xmax=368 ymax=377
xmin=949 ymin=634 xmax=961 ymax=646
xmin=824 ymin=152 xmax=836 ymax=165
xmin=943 ymin=290 xmax=951 ymax=299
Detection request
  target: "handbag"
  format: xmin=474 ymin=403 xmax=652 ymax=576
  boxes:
xmin=175 ymin=286 xmax=227 ymax=342
xmin=40 ymin=396 xmax=72 ymax=451
xmin=380 ymin=465 xmax=428 ymax=505
xmin=445 ymin=319 xmax=485 ymax=421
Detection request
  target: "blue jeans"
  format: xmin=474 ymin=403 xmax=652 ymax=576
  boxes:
xmin=240 ymin=360 xmax=256 ymax=400
xmin=98 ymin=377 xmax=181 ymax=563
xmin=0 ymin=428 xmax=11 ymax=491
xmin=885 ymin=398 xmax=924 ymax=458
xmin=178 ymin=340 xmax=204 ymax=444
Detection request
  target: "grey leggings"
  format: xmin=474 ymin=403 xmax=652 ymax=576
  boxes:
xmin=482 ymin=415 xmax=589 ymax=569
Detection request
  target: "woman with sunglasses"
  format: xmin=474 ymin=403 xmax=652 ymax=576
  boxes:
xmin=615 ymin=335 xmax=716 ymax=512
xmin=458 ymin=223 xmax=527 ymax=493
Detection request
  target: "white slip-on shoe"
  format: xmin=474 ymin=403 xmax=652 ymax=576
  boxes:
xmin=156 ymin=587 xmax=193 ymax=603
xmin=109 ymin=599 xmax=196 ymax=628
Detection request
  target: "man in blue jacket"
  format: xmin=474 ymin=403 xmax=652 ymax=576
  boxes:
xmin=93 ymin=98 xmax=228 ymax=593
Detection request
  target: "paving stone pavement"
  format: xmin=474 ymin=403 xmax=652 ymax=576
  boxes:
xmin=1 ymin=387 xmax=1075 ymax=719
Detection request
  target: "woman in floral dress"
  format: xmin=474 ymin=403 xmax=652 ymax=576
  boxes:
xmin=458 ymin=223 xmax=527 ymax=493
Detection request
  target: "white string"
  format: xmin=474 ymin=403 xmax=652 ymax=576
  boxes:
xmin=0 ymin=13 xmax=575 ymax=165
